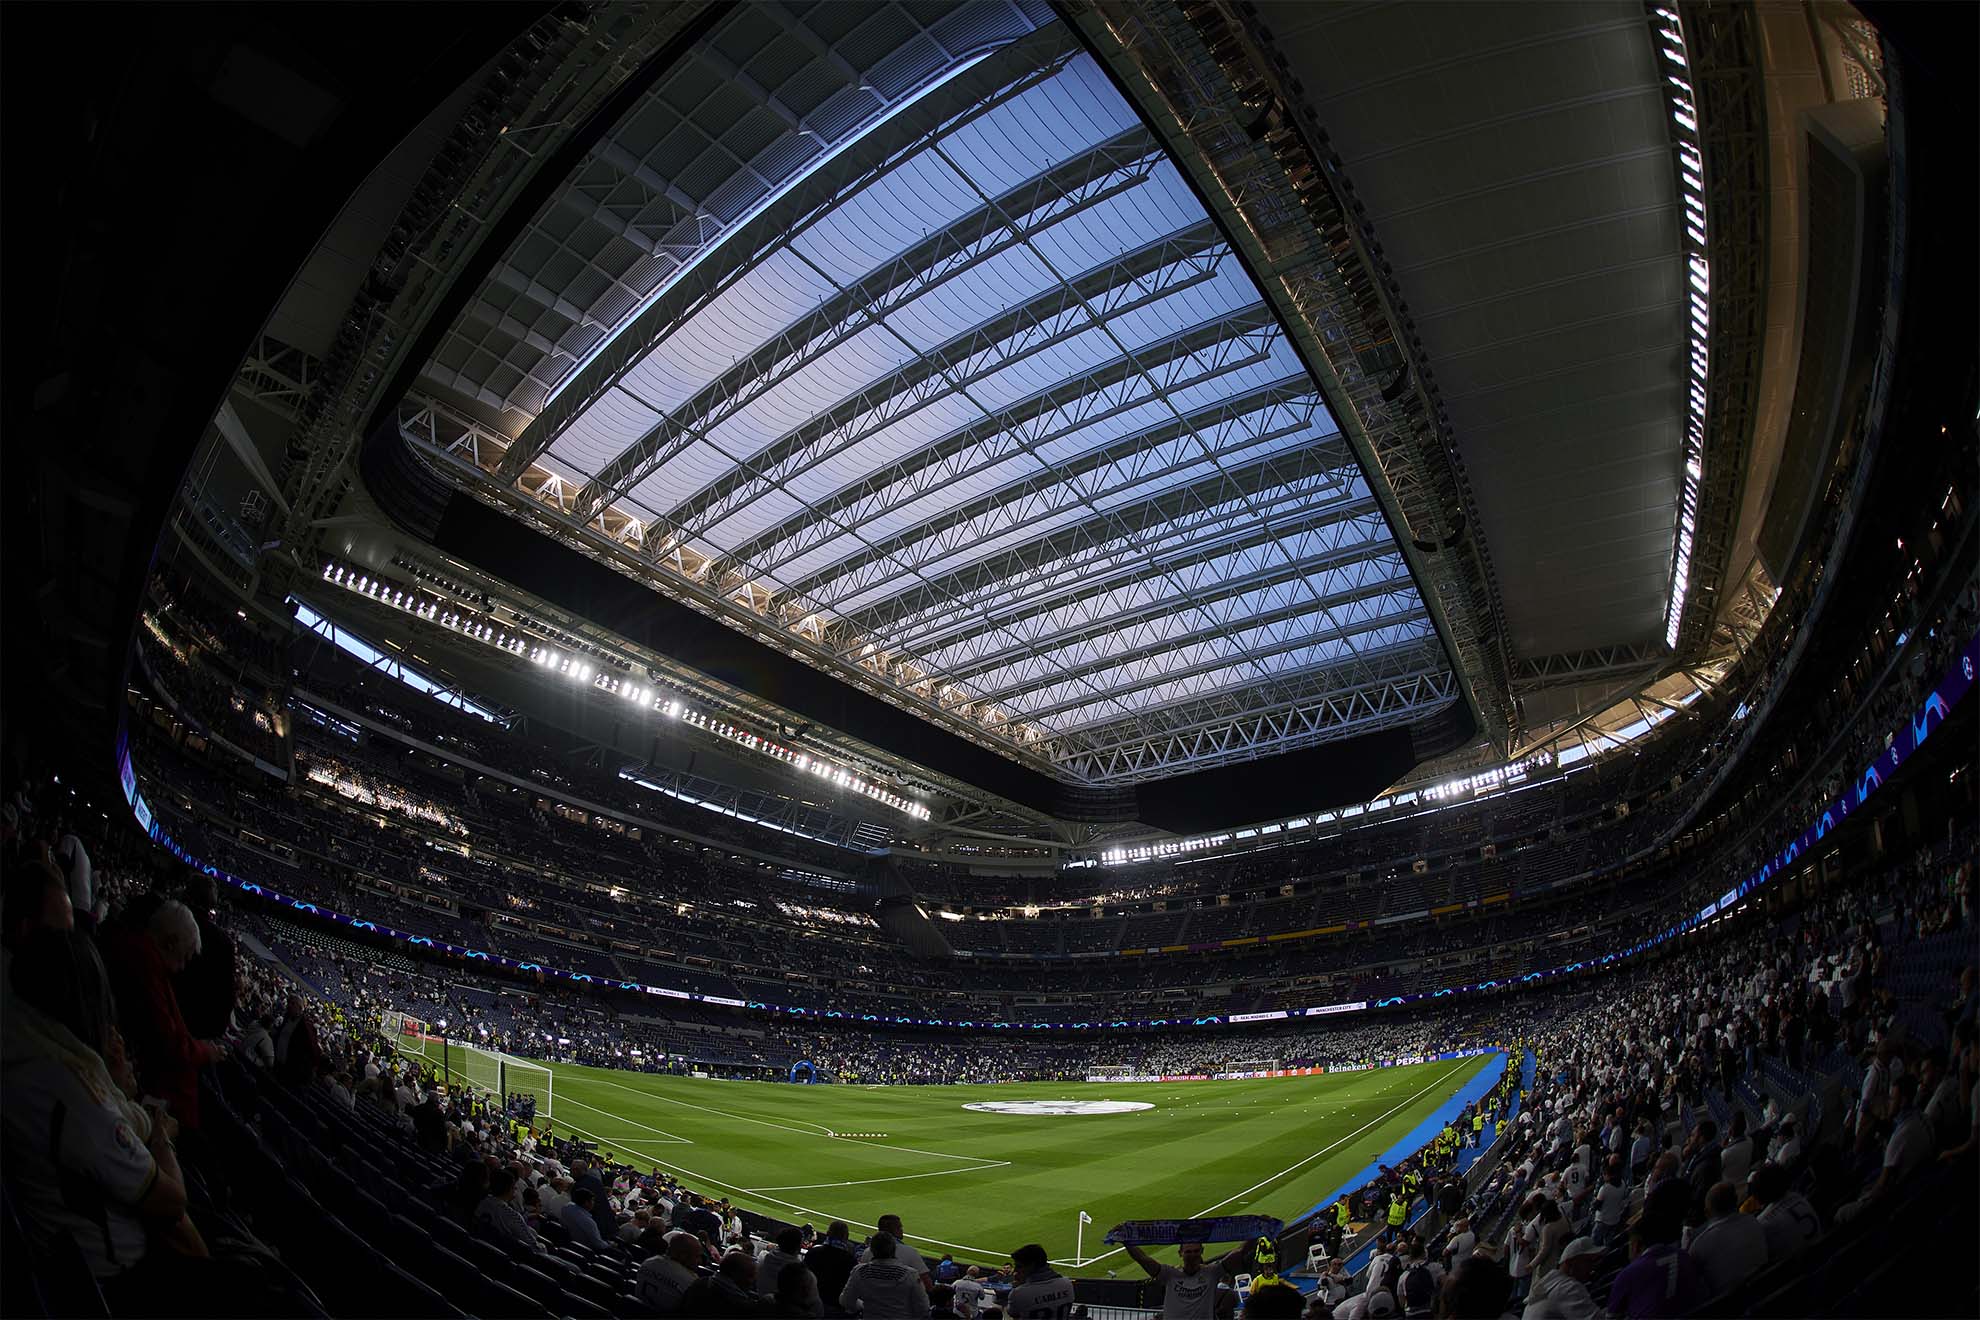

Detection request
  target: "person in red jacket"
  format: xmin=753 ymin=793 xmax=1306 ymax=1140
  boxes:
xmin=103 ymin=900 xmax=224 ymax=1131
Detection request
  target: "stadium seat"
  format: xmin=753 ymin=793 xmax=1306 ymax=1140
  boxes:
xmin=508 ymin=1262 xmax=566 ymax=1310
xmin=377 ymin=1256 xmax=471 ymax=1319
xmin=429 ymin=1215 xmax=477 ymax=1257
xmin=616 ymin=1291 xmax=661 ymax=1319
xmin=464 ymin=1236 xmax=520 ymax=1280
xmin=568 ymin=1272 xmax=621 ymax=1308
xmin=559 ymin=1289 xmax=615 ymax=1319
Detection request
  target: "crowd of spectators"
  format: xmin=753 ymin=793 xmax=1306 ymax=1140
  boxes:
xmin=4 ymin=731 xmax=1973 ymax=1320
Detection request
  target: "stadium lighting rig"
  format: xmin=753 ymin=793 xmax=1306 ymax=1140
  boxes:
xmin=1653 ymin=6 xmax=1710 ymax=649
xmin=316 ymin=559 xmax=932 ymax=821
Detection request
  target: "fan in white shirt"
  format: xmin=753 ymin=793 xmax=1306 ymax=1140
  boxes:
xmin=1748 ymin=1164 xmax=1819 ymax=1261
xmin=1686 ymin=1184 xmax=1766 ymax=1296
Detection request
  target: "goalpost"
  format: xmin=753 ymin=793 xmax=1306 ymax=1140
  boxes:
xmin=414 ymin=1036 xmax=554 ymax=1126
xmin=1085 ymin=1064 xmax=1141 ymax=1082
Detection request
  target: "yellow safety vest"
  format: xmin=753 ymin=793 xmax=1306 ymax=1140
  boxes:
xmin=1387 ymin=1199 xmax=1406 ymax=1227
xmin=1337 ymin=1202 xmax=1351 ymax=1226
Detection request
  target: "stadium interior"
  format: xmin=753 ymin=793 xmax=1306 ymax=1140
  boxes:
xmin=1 ymin=2 xmax=1975 ymax=1319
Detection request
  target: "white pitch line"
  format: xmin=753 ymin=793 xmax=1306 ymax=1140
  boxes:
xmin=1047 ymin=1059 xmax=1474 ymax=1269
xmin=579 ymin=1073 xmax=990 ymax=1166
xmin=609 ymin=1149 xmax=1021 ymax=1261
xmin=745 ymin=1159 xmax=1011 ymax=1193
xmin=556 ymin=1092 xmax=694 ymax=1144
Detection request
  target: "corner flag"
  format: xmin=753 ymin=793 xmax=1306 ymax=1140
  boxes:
xmin=1079 ymin=1211 xmax=1092 ymax=1223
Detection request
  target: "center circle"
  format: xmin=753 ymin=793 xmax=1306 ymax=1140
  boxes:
xmin=961 ymin=1099 xmax=1153 ymax=1115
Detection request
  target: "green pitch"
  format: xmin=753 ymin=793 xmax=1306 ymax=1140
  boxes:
xmin=414 ymin=1042 xmax=1488 ymax=1277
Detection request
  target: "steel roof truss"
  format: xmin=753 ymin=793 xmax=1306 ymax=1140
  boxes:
xmin=778 ymin=383 xmax=1336 ymax=600
xmin=715 ymin=308 xmax=1281 ymax=584
xmin=852 ymin=484 xmax=1383 ymax=657
xmin=646 ymin=223 xmax=1231 ymax=542
xmin=926 ymin=522 xmax=1398 ymax=682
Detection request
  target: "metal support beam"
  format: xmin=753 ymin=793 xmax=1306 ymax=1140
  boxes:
xmin=1067 ymin=0 xmax=1518 ymax=753
xmin=712 ymin=308 xmax=1283 ymax=588
xmin=844 ymin=486 xmax=1383 ymax=656
xmin=1047 ymin=646 xmax=1455 ymax=782
xmin=579 ymin=222 xmax=1229 ymax=528
xmin=1671 ymin=1 xmax=1768 ymax=659
xmin=504 ymin=27 xmax=1084 ymax=479
xmin=777 ymin=383 xmax=1344 ymax=602
xmin=1509 ymin=642 xmax=1669 ymax=694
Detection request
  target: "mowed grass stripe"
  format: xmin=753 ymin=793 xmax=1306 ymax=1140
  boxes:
xmin=486 ymin=1053 xmax=1487 ymax=1274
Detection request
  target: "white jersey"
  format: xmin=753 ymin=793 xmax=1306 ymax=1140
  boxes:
xmin=1154 ymin=1262 xmax=1228 ymax=1320
xmin=1006 ymin=1268 xmax=1076 ymax=1320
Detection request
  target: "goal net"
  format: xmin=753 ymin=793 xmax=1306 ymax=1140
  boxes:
xmin=1221 ymin=1058 xmax=1280 ymax=1077
xmin=439 ymin=1040 xmax=554 ymax=1126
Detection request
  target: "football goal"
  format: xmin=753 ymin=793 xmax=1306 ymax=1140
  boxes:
xmin=422 ymin=1037 xmax=554 ymax=1125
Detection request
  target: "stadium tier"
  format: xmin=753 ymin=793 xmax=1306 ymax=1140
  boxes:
xmin=4 ymin=3 xmax=1977 ymax=1319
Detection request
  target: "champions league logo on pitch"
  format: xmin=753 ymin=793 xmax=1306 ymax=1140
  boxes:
xmin=962 ymin=1099 xmax=1154 ymax=1116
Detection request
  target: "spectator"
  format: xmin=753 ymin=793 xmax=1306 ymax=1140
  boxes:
xmin=869 ymin=1214 xmax=932 ymax=1290
xmin=50 ymin=815 xmax=93 ymax=926
xmin=1443 ymin=1217 xmax=1477 ymax=1267
xmin=273 ymin=993 xmax=323 ymax=1087
xmin=174 ymin=869 xmax=237 ymax=1040
xmin=1 ymin=928 xmax=200 ymax=1296
xmin=1590 ymin=1166 xmax=1627 ymax=1247
xmin=1606 ymin=1184 xmax=1703 ymax=1318
xmin=681 ymin=1249 xmax=768 ymax=1318
xmin=1396 ymin=1243 xmax=1439 ymax=1318
xmin=619 ymin=1207 xmax=653 ymax=1246
xmin=680 ymin=1190 xmax=724 ymax=1244
xmin=1 ymin=859 xmax=73 ymax=997
xmin=1836 ymin=1072 xmax=1934 ymax=1222
xmin=103 ymin=899 xmax=223 ymax=1130
xmin=1125 ymin=1239 xmax=1250 ymax=1319
xmin=951 ymin=1265 xmax=988 ymax=1316
xmin=772 ymin=1259 xmax=823 ymax=1317
xmin=562 ymin=1185 xmax=610 ymax=1250
xmin=757 ymin=1225 xmax=807 ymax=1298
xmin=1007 ymin=1242 xmax=1075 ymax=1317
xmin=1520 ymin=1236 xmax=1601 ymax=1319
xmin=1685 ymin=1182 xmax=1765 ymax=1296
xmin=1244 ymin=1277 xmax=1305 ymax=1318
xmin=1747 ymin=1163 xmax=1819 ymax=1262
xmin=639 ymin=1229 xmax=708 ymax=1314
xmin=1523 ymin=1193 xmax=1571 ymax=1280
xmin=1439 ymin=1256 xmax=1512 ymax=1320
xmin=840 ymin=1231 xmax=927 ymax=1318
xmin=476 ymin=1167 xmax=540 ymax=1253
xmin=804 ymin=1220 xmax=858 ymax=1304
xmin=572 ymin=1154 xmax=619 ymax=1242
xmin=1920 ymin=1049 xmax=1965 ymax=1148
